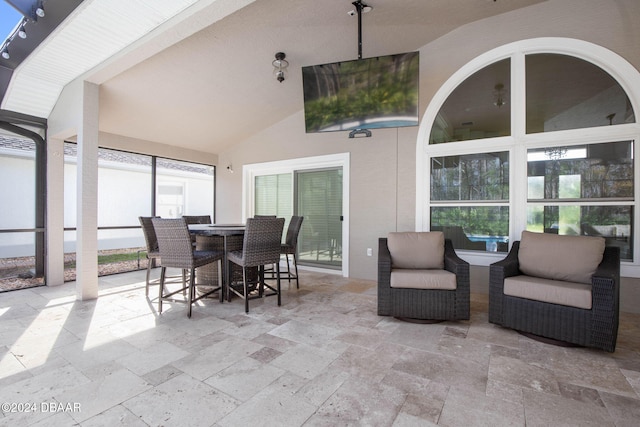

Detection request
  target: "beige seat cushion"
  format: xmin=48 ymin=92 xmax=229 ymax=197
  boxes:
xmin=518 ymin=231 xmax=605 ymax=284
xmin=387 ymin=232 xmax=444 ymax=269
xmin=504 ymin=275 xmax=592 ymax=309
xmin=390 ymin=269 xmax=456 ymax=290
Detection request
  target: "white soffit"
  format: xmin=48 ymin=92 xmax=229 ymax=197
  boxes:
xmin=1 ymin=0 xmax=201 ymax=118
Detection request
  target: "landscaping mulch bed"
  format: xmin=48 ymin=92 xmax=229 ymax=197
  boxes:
xmin=0 ymin=249 xmax=148 ymax=292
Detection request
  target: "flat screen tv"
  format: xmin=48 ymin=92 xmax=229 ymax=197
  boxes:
xmin=302 ymin=51 xmax=419 ymax=133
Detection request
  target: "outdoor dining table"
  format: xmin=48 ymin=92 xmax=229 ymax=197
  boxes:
xmin=188 ymin=224 xmax=245 ymax=292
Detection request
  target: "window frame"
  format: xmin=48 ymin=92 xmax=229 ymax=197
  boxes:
xmin=62 ymin=142 xmax=215 ymax=280
xmin=416 ymin=38 xmax=640 ymax=276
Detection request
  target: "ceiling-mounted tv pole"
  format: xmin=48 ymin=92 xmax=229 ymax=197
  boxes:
xmin=348 ymin=1 xmax=373 ymax=138
xmin=350 ymin=1 xmax=372 ymax=60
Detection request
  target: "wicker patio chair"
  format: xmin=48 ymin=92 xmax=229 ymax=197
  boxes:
xmin=280 ymin=216 xmax=304 ymax=288
xmin=182 ymin=215 xmax=212 ymax=247
xmin=139 ymin=216 xmax=161 ymax=296
xmin=227 ymin=217 xmax=284 ymax=313
xmin=378 ymin=232 xmax=470 ymax=321
xmin=489 ymin=231 xmax=620 ymax=352
xmin=152 ymin=218 xmax=224 ymax=318
xmin=139 ymin=216 xmax=188 ymax=298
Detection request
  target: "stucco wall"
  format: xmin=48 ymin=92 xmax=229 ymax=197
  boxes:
xmin=216 ymin=111 xmax=418 ymax=280
xmin=42 ymin=0 xmax=640 ymax=310
xmin=216 ymin=0 xmax=640 ymax=287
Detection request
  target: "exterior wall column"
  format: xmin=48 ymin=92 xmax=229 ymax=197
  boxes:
xmin=76 ymin=81 xmax=99 ymax=300
xmin=45 ymin=137 xmax=65 ymax=286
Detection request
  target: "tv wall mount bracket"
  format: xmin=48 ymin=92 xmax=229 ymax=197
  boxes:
xmin=349 ymin=1 xmax=372 ymax=60
xmin=349 ymin=128 xmax=372 ymax=138
xmin=348 ymin=1 xmax=373 ymax=138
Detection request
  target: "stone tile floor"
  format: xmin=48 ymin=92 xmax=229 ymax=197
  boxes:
xmin=0 ymin=269 xmax=639 ymax=426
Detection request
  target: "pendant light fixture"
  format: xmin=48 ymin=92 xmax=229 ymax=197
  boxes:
xmin=272 ymin=52 xmax=289 ymax=83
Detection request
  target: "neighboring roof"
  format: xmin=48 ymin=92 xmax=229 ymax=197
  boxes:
xmin=0 ymin=132 xmax=33 ymax=150
xmin=0 ymin=133 xmax=213 ymax=174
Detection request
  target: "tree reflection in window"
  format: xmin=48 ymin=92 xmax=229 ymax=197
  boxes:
xmin=527 ymin=141 xmax=633 ymax=259
xmin=431 ymin=152 xmax=509 ymax=201
xmin=527 ymin=141 xmax=633 ymax=200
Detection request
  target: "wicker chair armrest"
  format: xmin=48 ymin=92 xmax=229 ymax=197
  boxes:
xmin=490 ymin=241 xmax=521 ymax=280
xmin=590 ymin=246 xmax=620 ymax=352
xmin=591 ymin=246 xmax=620 ymax=313
xmin=444 ymin=238 xmax=468 ymax=275
xmin=593 ymin=246 xmax=620 ymax=283
xmin=488 ymin=241 xmax=520 ymax=324
xmin=444 ymin=239 xmax=470 ymax=319
xmin=377 ymin=238 xmax=392 ymax=316
xmin=378 ymin=238 xmax=392 ymax=283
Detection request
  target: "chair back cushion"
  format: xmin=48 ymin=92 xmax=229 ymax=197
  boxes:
xmin=518 ymin=231 xmax=605 ymax=284
xmin=387 ymin=232 xmax=444 ymax=269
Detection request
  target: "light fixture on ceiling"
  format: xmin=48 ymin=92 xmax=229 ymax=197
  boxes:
xmin=544 ymin=147 xmax=568 ymax=160
xmin=35 ymin=2 xmax=45 ymax=18
xmin=18 ymin=23 xmax=27 ymax=39
xmin=1 ymin=47 xmax=9 ymax=60
xmin=272 ymin=52 xmax=289 ymax=83
xmin=493 ymin=83 xmax=508 ymax=108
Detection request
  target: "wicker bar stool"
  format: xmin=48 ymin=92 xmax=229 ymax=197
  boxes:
xmin=227 ymin=217 xmax=284 ymax=313
xmin=182 ymin=215 xmax=212 ymax=247
xmin=266 ymin=216 xmax=304 ymax=288
xmin=280 ymin=216 xmax=304 ymax=288
xmin=139 ymin=216 xmax=161 ymax=296
xmin=139 ymin=216 xmax=187 ymax=298
xmin=152 ymin=218 xmax=224 ymax=318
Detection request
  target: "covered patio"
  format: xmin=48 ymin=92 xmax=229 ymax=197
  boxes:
xmin=1 ymin=0 xmax=640 ymax=425
xmin=1 ymin=269 xmax=640 ymax=425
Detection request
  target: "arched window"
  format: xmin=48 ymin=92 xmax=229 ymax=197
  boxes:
xmin=417 ymin=38 xmax=640 ymax=274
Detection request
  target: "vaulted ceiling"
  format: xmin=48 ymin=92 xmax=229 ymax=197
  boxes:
xmin=3 ymin=0 xmax=546 ymax=154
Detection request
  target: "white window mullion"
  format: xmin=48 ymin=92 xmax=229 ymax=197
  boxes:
xmin=511 ymin=51 xmax=526 ymax=138
xmin=512 ymin=50 xmax=528 ymax=243
xmin=635 ymin=136 xmax=640 ymax=265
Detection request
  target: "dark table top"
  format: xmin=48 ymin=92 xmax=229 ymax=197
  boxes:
xmin=188 ymin=224 xmax=245 ymax=236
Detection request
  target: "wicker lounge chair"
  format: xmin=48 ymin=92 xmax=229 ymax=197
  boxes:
xmin=489 ymin=231 xmax=620 ymax=352
xmin=378 ymin=231 xmax=470 ymax=321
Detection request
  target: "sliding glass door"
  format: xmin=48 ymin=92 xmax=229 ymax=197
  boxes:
xmin=295 ymin=168 xmax=342 ymax=269
xmin=254 ymin=167 xmax=343 ymax=270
